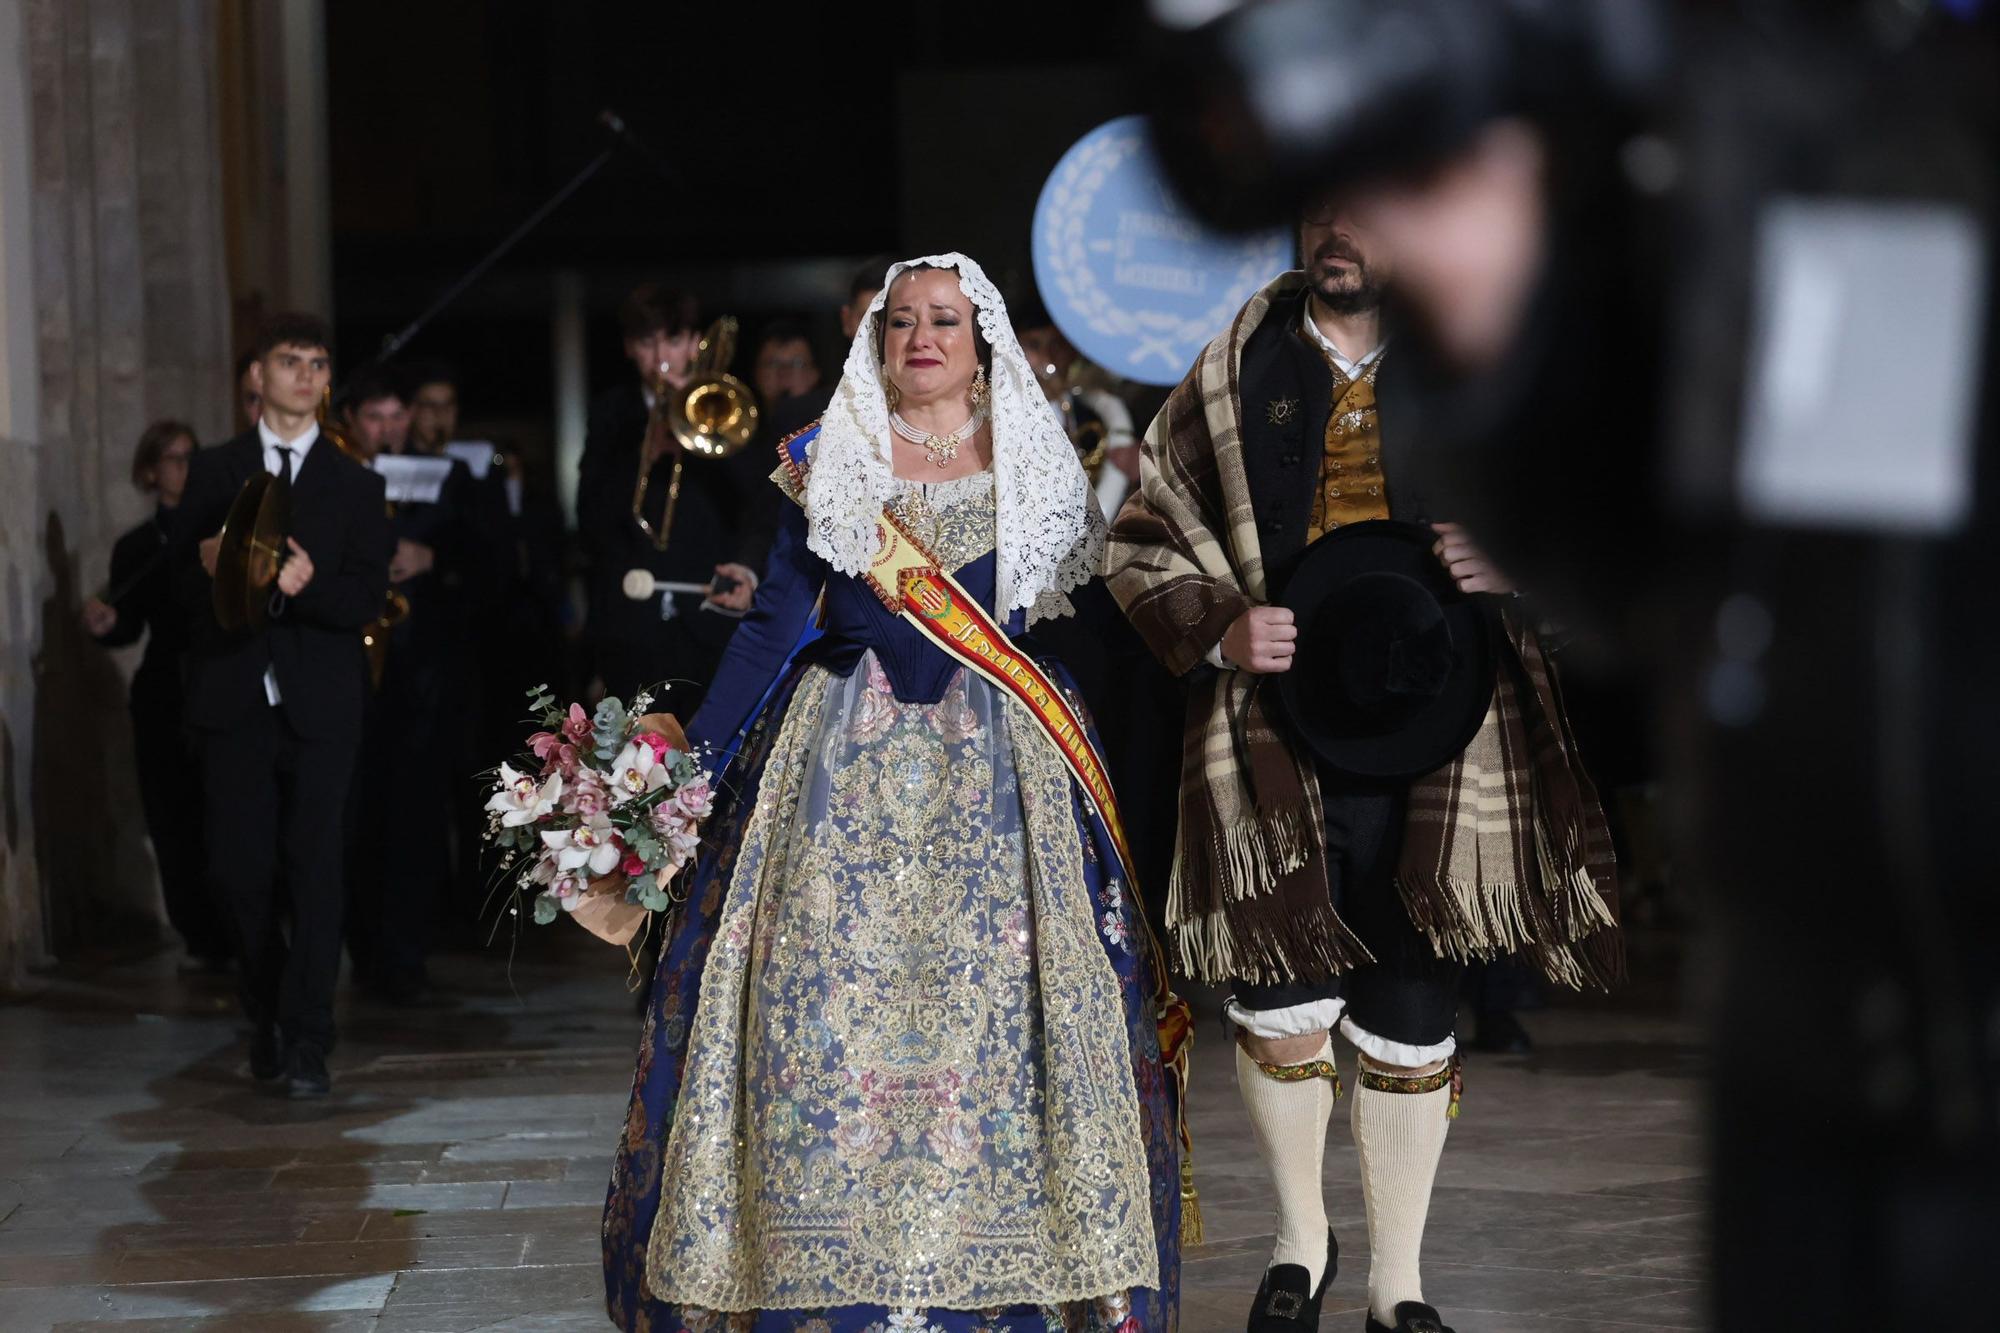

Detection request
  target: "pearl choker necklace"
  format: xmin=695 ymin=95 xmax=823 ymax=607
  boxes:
xmin=891 ymin=406 xmax=986 ymax=468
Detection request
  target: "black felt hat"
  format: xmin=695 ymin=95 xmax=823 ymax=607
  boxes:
xmin=1272 ymin=519 xmax=1499 ymax=780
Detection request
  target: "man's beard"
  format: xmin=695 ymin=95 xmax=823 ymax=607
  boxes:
xmin=1311 ymin=243 xmax=1383 ymax=315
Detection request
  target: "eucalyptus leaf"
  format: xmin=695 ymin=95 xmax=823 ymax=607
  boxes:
xmin=531 ymin=893 xmax=559 ymax=925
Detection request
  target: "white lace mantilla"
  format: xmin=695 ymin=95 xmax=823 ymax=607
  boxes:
xmin=803 ymin=252 xmax=1105 ymax=625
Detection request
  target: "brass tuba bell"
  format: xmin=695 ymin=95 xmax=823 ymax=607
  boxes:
xmin=669 ymin=317 xmax=759 ymax=458
xmin=633 ymin=316 xmax=760 ymax=550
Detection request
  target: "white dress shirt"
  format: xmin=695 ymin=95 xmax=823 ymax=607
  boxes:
xmin=255 ymin=419 xmax=321 ymax=704
xmin=1300 ymin=304 xmax=1385 ymax=380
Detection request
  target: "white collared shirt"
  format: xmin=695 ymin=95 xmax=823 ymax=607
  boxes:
xmin=253 ymin=419 xmax=321 ymax=704
xmin=1301 ymin=305 xmax=1385 ymax=380
xmin=258 ymin=417 xmax=320 ymax=480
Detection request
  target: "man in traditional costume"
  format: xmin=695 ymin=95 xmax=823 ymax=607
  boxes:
xmin=1107 ymin=206 xmax=1621 ymax=1333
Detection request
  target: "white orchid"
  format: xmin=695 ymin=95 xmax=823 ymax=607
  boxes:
xmin=550 ymin=870 xmax=589 ymax=912
xmin=606 ymin=740 xmax=670 ymax=806
xmin=486 ymin=763 xmax=562 ymax=827
xmin=541 ymin=814 xmax=621 ymax=877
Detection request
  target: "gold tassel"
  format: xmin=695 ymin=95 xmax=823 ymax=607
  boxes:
xmin=1179 ymin=1149 xmax=1205 ymax=1247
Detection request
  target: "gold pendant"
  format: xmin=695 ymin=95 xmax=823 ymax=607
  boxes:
xmin=925 ymin=435 xmax=959 ymax=468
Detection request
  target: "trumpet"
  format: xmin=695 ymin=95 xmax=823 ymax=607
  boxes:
xmin=633 ymin=317 xmax=760 ymax=551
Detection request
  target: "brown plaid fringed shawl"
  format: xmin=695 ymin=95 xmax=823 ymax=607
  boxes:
xmin=1105 ymin=271 xmax=1623 ymax=990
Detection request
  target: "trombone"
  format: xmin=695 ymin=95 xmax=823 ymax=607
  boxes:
xmin=633 ymin=317 xmax=760 ymax=551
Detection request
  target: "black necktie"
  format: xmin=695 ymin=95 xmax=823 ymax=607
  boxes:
xmin=275 ymin=447 xmax=296 ymax=484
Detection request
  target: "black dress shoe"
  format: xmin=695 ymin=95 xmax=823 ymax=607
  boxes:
xmin=286 ymin=1042 xmax=331 ymax=1099
xmin=1247 ymin=1229 xmax=1338 ymax=1333
xmin=249 ymin=1025 xmax=285 ymax=1081
xmin=1363 ymin=1301 xmax=1454 ymax=1333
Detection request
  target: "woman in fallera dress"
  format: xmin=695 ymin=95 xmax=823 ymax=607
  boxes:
xmin=604 ymin=254 xmax=1182 ymax=1333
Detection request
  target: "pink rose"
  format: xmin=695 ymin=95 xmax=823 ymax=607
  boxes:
xmin=620 ymin=849 xmax=645 ymax=878
xmin=635 ymin=730 xmax=672 ymax=762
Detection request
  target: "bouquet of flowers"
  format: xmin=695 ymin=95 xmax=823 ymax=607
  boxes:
xmin=482 ymin=685 xmax=714 ymax=947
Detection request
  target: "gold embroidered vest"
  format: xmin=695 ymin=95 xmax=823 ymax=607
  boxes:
xmin=1305 ymin=353 xmax=1388 ymax=542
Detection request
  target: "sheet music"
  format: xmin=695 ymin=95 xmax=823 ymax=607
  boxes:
xmin=373 ymin=454 xmax=455 ymax=505
xmin=443 ymin=440 xmax=499 ymax=480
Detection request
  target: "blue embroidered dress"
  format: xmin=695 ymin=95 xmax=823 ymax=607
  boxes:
xmin=604 ymin=439 xmax=1182 ymax=1333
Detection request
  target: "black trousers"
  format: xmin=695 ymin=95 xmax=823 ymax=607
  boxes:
xmin=1231 ymin=774 xmax=1464 ymax=1054
xmin=197 ymin=705 xmax=359 ymax=1051
xmin=131 ymin=671 xmax=228 ymax=961
xmin=346 ymin=650 xmax=451 ymax=988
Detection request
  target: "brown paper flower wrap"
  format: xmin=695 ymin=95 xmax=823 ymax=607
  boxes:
xmin=569 ymin=713 xmax=687 ymax=948
xmin=482 ymin=687 xmax=716 ymax=965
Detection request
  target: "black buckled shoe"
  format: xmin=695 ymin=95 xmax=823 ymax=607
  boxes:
xmin=1247 ymin=1229 xmax=1338 ymax=1333
xmin=1364 ymin=1301 xmax=1454 ymax=1333
xmin=249 ymin=1024 xmax=285 ymax=1082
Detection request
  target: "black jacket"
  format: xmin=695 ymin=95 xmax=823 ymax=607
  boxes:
xmin=96 ymin=506 xmax=188 ymax=692
xmin=576 ymin=381 xmax=767 ymax=646
xmin=380 ymin=452 xmax=480 ymax=668
xmin=1236 ymin=288 xmax=1423 ymax=598
xmin=170 ymin=429 xmax=392 ymax=738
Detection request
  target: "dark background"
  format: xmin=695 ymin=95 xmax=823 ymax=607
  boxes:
xmin=325 ymin=2 xmax=1137 ymax=453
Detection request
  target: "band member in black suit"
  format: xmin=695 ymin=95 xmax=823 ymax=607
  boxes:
xmin=339 ymin=370 xmax=476 ymax=1002
xmin=576 ymin=285 xmax=757 ymax=714
xmin=407 ymin=362 xmax=543 ymax=925
xmin=235 ymin=351 xmax=263 ymax=431
xmin=750 ymin=317 xmax=822 ymax=410
xmin=170 ymin=312 xmax=392 ymax=1097
xmin=82 ymin=420 xmax=231 ymax=970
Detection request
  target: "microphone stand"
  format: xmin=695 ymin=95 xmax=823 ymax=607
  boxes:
xmin=345 ymin=109 xmax=683 ymax=385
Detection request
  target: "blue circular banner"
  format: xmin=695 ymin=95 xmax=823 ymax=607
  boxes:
xmin=1033 ymin=115 xmax=1291 ymax=387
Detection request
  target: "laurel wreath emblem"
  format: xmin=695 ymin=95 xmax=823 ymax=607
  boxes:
xmin=1036 ymin=122 xmax=1288 ymax=377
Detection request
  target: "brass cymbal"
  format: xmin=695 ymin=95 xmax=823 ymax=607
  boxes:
xmin=211 ymin=469 xmax=292 ymax=631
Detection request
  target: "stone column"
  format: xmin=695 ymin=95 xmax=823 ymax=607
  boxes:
xmin=0 ymin=0 xmax=235 ymax=985
xmin=0 ymin=0 xmax=47 ymax=988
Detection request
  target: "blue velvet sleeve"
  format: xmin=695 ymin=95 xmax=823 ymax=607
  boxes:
xmin=684 ymin=499 xmax=825 ymax=755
